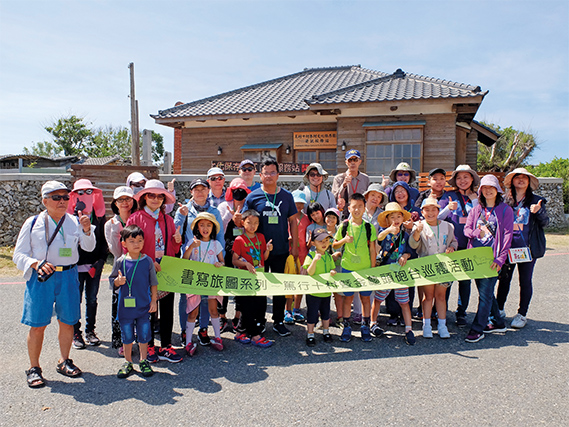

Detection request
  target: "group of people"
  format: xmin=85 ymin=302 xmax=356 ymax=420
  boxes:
xmin=14 ymin=150 xmax=549 ymax=387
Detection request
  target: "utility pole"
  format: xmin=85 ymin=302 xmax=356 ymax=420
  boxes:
xmin=129 ymin=62 xmax=140 ymax=165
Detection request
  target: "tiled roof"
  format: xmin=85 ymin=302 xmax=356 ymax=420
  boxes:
xmin=81 ymin=155 xmax=123 ymax=166
xmin=153 ymin=66 xmax=485 ymax=120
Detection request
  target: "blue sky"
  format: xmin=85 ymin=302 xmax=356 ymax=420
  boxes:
xmin=1 ymin=0 xmax=568 ymax=164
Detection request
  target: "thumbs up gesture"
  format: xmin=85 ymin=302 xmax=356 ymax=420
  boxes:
xmin=266 ymin=239 xmax=273 ymax=252
xmin=78 ymin=210 xmax=91 ymax=233
xmin=447 ymin=197 xmax=458 ymax=211
xmin=530 ymin=199 xmax=543 ymax=214
xmin=174 ymin=226 xmax=182 ymax=243
xmin=115 ymin=270 xmax=126 ymax=287
xmin=178 ymin=203 xmax=189 ymax=217
xmin=381 ymin=174 xmax=389 ymax=188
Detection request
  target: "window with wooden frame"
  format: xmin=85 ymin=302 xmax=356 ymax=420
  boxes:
xmin=296 ymin=150 xmax=337 ymax=174
xmin=365 ymin=127 xmax=422 ymax=175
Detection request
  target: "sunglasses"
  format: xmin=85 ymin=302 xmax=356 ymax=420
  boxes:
xmin=48 ymin=194 xmax=70 ymax=201
xmin=209 ymin=176 xmax=225 ymax=182
xmin=262 ymin=171 xmax=278 ymax=177
xmin=116 ymin=197 xmax=133 ymax=204
xmin=241 ymin=167 xmax=255 ymax=172
xmin=146 ymin=193 xmax=165 ymax=200
xmin=347 ymin=157 xmax=359 ymax=162
xmin=131 ymin=181 xmax=146 ymax=188
xmin=76 ymin=189 xmax=93 ymax=195
xmin=232 ymin=189 xmax=247 ymax=201
xmin=397 ymin=172 xmax=410 ymax=177
xmin=309 ymin=172 xmax=321 ymax=178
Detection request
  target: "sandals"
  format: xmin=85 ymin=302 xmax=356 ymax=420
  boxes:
xmin=56 ymin=359 xmax=82 ymax=378
xmin=26 ymin=367 xmax=46 ymax=388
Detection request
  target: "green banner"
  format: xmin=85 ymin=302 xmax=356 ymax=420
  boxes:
xmin=156 ymin=247 xmax=497 ymax=296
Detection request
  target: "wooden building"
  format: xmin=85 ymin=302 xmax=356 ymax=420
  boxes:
xmin=152 ymin=66 xmax=498 ymax=175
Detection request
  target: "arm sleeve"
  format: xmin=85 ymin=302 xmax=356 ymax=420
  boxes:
xmin=77 ymin=215 xmax=97 ymax=252
xmin=534 ymin=197 xmax=550 ymax=228
xmin=164 ymin=189 xmax=176 ymax=214
xmin=232 ymin=237 xmax=245 ymax=258
xmin=108 ymin=256 xmax=123 ymax=289
xmin=463 ymin=207 xmax=481 ymax=240
xmin=447 ymin=223 xmax=458 ymax=250
xmin=495 ymin=205 xmax=514 ymax=267
xmin=104 ymin=219 xmax=123 ymax=259
xmin=148 ymin=257 xmax=159 ymax=287
xmin=213 ymin=209 xmax=226 ymax=256
xmin=173 ymin=205 xmax=185 ymax=229
xmin=12 ymin=216 xmax=39 ymax=279
xmin=331 ymin=175 xmax=343 ymax=198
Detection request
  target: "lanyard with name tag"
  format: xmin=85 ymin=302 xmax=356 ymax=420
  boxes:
xmin=123 ymin=255 xmax=141 ymax=308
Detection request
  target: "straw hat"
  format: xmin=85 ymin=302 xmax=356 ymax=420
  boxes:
xmin=378 ymin=202 xmax=412 ymax=228
xmin=448 ymin=165 xmax=480 ymax=188
xmin=191 ymin=212 xmax=221 ymax=235
xmin=135 ymin=179 xmax=176 ymax=204
xmin=503 ymin=168 xmax=539 ymax=191
xmin=389 ymin=162 xmax=417 ymax=183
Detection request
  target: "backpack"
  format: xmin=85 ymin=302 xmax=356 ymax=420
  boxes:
xmin=339 ymin=219 xmax=372 ymax=245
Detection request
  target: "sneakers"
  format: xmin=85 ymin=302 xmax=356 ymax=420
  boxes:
xmin=438 ymin=325 xmax=450 ymax=339
xmin=323 ymin=333 xmax=333 ymax=343
xmin=284 ymin=311 xmax=294 ymax=324
xmin=499 ymin=309 xmax=506 ymax=319
xmin=340 ymin=325 xmax=352 ymax=342
xmin=293 ymin=311 xmax=306 ymax=324
xmin=352 ymin=313 xmax=363 ymax=325
xmin=456 ymin=315 xmax=467 ymax=327
xmin=252 ymin=337 xmax=273 ymax=348
xmin=234 ymin=333 xmax=251 ymax=344
xmin=423 ymin=324 xmax=433 ymax=339
xmin=370 ymin=323 xmax=384 ymax=337
xmin=72 ymin=333 xmax=86 ymax=349
xmin=387 ymin=316 xmax=398 ymax=326
xmin=147 ymin=345 xmax=159 ymax=363
xmin=272 ymin=322 xmax=291 ymax=337
xmin=85 ymin=331 xmax=101 ymax=346
xmin=117 ymin=361 xmax=133 ymax=379
xmin=185 ymin=342 xmax=198 ymax=357
xmin=511 ymin=313 xmax=527 ymax=329
xmin=211 ymin=337 xmax=224 ymax=351
xmin=413 ymin=309 xmax=423 ymax=320
xmin=139 ymin=359 xmax=154 ymax=377
xmin=198 ymin=328 xmax=211 ymax=346
xmin=157 ymin=345 xmax=183 ymax=363
xmin=465 ymin=330 xmax=485 ymax=343
xmin=306 ymin=336 xmax=316 ymax=347
xmin=360 ymin=324 xmax=372 ymax=342
xmin=181 ymin=331 xmax=186 ymax=345
xmin=221 ymin=318 xmax=234 ymax=333
xmin=483 ymin=323 xmax=507 ymax=334
xmin=405 ymin=330 xmax=416 ymax=345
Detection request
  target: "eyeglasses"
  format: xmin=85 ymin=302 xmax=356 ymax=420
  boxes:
xmin=76 ymin=189 xmax=93 ymax=195
xmin=397 ymin=172 xmax=410 ymax=177
xmin=116 ymin=197 xmax=132 ymax=204
xmin=131 ymin=181 xmax=146 ymax=188
xmin=208 ymin=176 xmax=225 ymax=182
xmin=240 ymin=167 xmax=255 ymax=172
xmin=309 ymin=172 xmax=321 ymax=178
xmin=146 ymin=193 xmax=165 ymax=200
xmin=47 ymin=194 xmax=70 ymax=201
xmin=347 ymin=157 xmax=359 ymax=163
xmin=262 ymin=171 xmax=278 ymax=177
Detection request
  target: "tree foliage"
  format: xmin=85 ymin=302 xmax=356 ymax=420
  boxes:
xmin=84 ymin=126 xmax=131 ymax=158
xmin=477 ymin=122 xmax=537 ymax=172
xmin=23 ymin=141 xmax=63 ymax=157
xmin=44 ymin=115 xmax=94 ymax=156
xmin=527 ymin=157 xmax=569 ymax=213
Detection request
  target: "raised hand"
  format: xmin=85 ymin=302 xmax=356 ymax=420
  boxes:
xmin=447 ymin=197 xmax=458 ymax=211
xmin=344 ymin=234 xmax=354 ymax=244
xmin=78 ymin=210 xmax=91 ymax=233
xmin=190 ymin=236 xmax=201 ymax=250
xmin=530 ymin=199 xmax=542 ymax=214
xmin=168 ymin=178 xmax=176 ymax=193
xmin=115 ymin=270 xmax=126 ymax=287
xmin=343 ymin=172 xmax=352 ymax=188
xmin=313 ymin=252 xmax=322 ymax=261
xmin=173 ymin=226 xmax=182 ymax=243
xmin=388 ymin=223 xmax=401 ymax=235
xmin=415 ymin=221 xmax=424 ymax=234
xmin=337 ymin=198 xmax=346 ymax=211
xmin=178 ymin=203 xmax=189 ymax=217
xmin=381 ymin=174 xmax=389 ymax=188
xmin=266 ymin=239 xmax=273 ymax=252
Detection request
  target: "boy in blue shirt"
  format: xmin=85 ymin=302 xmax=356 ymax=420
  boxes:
xmin=110 ymin=225 xmax=158 ymax=378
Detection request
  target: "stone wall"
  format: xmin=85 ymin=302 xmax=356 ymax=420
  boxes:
xmin=1 ymin=174 xmax=566 ymax=247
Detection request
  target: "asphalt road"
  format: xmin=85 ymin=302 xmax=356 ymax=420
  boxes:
xmin=1 ymin=245 xmax=568 ymax=426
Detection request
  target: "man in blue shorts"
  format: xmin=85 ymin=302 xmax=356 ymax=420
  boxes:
xmin=13 ymin=181 xmax=96 ymax=388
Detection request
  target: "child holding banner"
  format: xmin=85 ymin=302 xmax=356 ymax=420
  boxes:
xmin=109 ymin=225 xmax=158 ymax=378
xmin=182 ymin=213 xmax=225 ymax=354
xmin=409 ymin=198 xmax=457 ymax=339
xmin=232 ymin=210 xmax=274 ymax=348
xmin=302 ymin=228 xmax=337 ymax=346
xmin=371 ymin=202 xmax=416 ymax=345
xmin=332 ymin=193 xmax=377 ymax=343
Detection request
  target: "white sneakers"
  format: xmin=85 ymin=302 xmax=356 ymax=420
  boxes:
xmin=423 ymin=324 xmax=433 ymax=339
xmin=511 ymin=313 xmax=527 ymax=329
xmin=438 ymin=325 xmax=451 ymax=339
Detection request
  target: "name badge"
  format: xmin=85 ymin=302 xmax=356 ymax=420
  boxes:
xmin=233 ymin=228 xmax=243 ymax=236
xmin=59 ymin=247 xmax=72 ymax=257
xmin=459 ymin=217 xmax=467 ymax=224
xmin=507 ymin=247 xmax=532 ymax=264
xmin=124 ymin=297 xmax=136 ymax=308
xmin=268 ymin=216 xmax=279 ymax=224
xmin=351 ymin=255 xmax=361 ymax=264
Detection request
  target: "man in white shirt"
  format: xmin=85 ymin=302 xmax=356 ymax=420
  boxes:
xmin=13 ymin=181 xmax=96 ymax=388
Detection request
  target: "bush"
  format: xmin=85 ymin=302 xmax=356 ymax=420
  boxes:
xmin=527 ymin=157 xmax=569 ymax=213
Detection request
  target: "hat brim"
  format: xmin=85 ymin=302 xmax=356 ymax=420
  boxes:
xmin=378 ymin=207 xmax=412 ymax=228
xmin=191 ymin=213 xmax=221 ymax=234
xmin=449 ymin=169 xmax=480 ymax=188
xmin=363 ymin=189 xmax=389 ymax=207
xmin=135 ymin=188 xmax=176 ymax=205
xmin=389 ymin=169 xmax=416 ymax=184
xmin=504 ymin=171 xmax=539 ymax=191
xmin=303 ymin=165 xmax=329 ymax=184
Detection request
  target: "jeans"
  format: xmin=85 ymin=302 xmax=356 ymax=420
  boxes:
xmin=74 ymin=269 xmax=102 ymax=334
xmin=471 ymin=276 xmax=502 ymax=333
xmin=496 ymin=259 xmax=537 ymax=317
xmin=445 ymin=279 xmax=472 ymax=317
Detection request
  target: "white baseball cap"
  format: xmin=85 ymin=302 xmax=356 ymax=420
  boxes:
xmin=41 ymin=181 xmax=69 ymax=198
xmin=207 ymin=167 xmax=225 ymax=178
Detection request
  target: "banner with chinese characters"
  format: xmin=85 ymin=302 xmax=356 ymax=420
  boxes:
xmin=293 ymin=131 xmax=337 ymax=149
xmin=156 ymin=247 xmax=496 ymax=296
xmin=211 ymin=161 xmax=310 ymax=174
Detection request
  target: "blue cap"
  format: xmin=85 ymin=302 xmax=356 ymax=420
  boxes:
xmin=345 ymin=149 xmax=361 ymax=160
xmin=292 ymin=189 xmax=307 ymax=204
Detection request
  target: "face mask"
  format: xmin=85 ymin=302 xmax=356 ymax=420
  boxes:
xmin=233 ymin=189 xmax=247 ymax=201
xmin=74 ymin=196 xmax=93 ymax=215
xmin=132 ymin=186 xmax=143 ymax=195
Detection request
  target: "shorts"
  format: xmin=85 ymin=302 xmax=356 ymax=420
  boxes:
xmin=21 ymin=267 xmax=80 ymax=328
xmin=186 ymin=294 xmax=222 ymax=314
xmin=120 ymin=315 xmax=152 ymax=345
xmin=374 ymin=288 xmax=410 ymax=305
xmin=439 ymin=282 xmax=452 ymax=289
xmin=340 ymin=268 xmax=372 ymax=297
xmin=306 ymin=295 xmax=331 ymax=324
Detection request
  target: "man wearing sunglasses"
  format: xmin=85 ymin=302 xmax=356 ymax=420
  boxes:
xmin=301 ymin=163 xmax=336 ymax=214
xmin=332 ymin=149 xmax=370 ymax=216
xmin=238 ymin=159 xmax=261 ymax=191
xmin=13 ymin=181 xmax=96 ymax=388
xmin=207 ymin=167 xmax=226 ymax=208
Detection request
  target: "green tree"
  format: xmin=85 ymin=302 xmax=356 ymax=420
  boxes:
xmin=527 ymin=157 xmax=569 ymax=213
xmin=84 ymin=126 xmax=131 ymax=158
xmin=477 ymin=123 xmax=537 ymax=172
xmin=150 ymin=131 xmax=164 ymax=164
xmin=22 ymin=141 xmax=63 ymax=157
xmin=44 ymin=115 xmax=93 ymax=156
